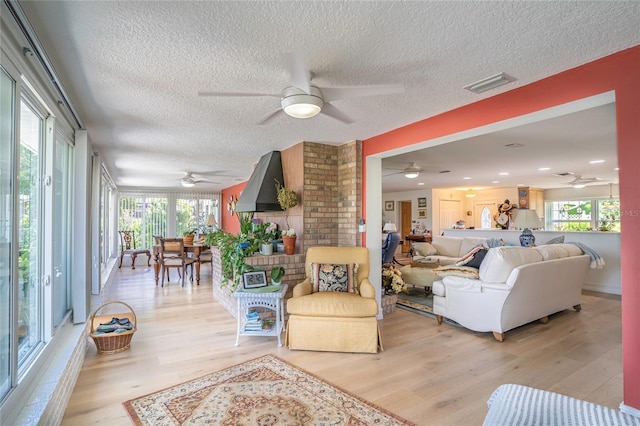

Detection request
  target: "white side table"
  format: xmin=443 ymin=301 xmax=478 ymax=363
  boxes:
xmin=233 ymin=284 xmax=288 ymax=347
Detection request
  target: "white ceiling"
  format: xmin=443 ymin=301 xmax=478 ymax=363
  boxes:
xmin=18 ymin=1 xmax=640 ymax=192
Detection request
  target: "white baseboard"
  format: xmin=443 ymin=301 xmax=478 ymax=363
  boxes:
xmin=620 ymin=402 xmax=640 ymax=418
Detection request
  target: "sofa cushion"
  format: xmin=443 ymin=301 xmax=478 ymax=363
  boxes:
xmin=412 ymin=242 xmax=437 ymax=256
xmin=431 ymin=236 xmax=463 ymax=257
xmin=310 ymin=263 xmax=358 ymax=293
xmin=535 ymin=244 xmax=569 ymax=260
xmin=479 ymin=246 xmax=544 ymax=283
xmin=459 ymin=238 xmax=487 ymax=256
xmin=555 ymin=243 xmax=583 ymax=257
xmin=287 ymin=292 xmax=379 ymax=317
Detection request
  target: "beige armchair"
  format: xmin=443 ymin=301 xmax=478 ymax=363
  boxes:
xmin=285 ymin=247 xmax=382 ymax=353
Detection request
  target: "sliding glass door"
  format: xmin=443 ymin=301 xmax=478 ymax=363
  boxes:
xmin=52 ymin=136 xmax=72 ymax=328
xmin=0 ymin=67 xmax=15 ymax=400
xmin=17 ymin=99 xmax=43 ymax=365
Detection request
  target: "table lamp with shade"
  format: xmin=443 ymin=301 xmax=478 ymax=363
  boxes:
xmin=383 ymin=222 xmax=397 ymax=233
xmin=206 ymin=214 xmax=218 ymax=231
xmin=512 ymin=209 xmax=541 ymax=247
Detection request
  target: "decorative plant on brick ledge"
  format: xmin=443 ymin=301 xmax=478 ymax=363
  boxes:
xmin=275 ymin=178 xmax=298 ymax=255
xmin=275 ymin=178 xmax=298 ymax=230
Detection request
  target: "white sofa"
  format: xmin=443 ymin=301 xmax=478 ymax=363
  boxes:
xmin=433 ymin=244 xmax=591 ymax=341
xmin=414 ymin=235 xmax=487 ymax=265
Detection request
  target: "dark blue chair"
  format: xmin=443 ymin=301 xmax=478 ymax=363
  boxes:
xmin=381 ymin=232 xmax=401 ymax=264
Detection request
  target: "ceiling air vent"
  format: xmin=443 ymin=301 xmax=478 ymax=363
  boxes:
xmin=464 ymin=72 xmax=516 ymax=94
xmin=552 ymin=172 xmax=575 ymax=177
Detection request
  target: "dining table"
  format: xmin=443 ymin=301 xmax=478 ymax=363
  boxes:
xmin=152 ymin=244 xmax=208 ymax=285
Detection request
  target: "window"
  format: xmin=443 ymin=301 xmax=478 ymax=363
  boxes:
xmin=17 ymin=98 xmax=44 ymax=366
xmin=0 ymin=67 xmax=15 ymax=400
xmin=119 ymin=193 xmax=219 ymax=247
xmin=481 ymin=207 xmax=492 ymax=229
xmin=546 ymin=199 xmax=620 ymax=232
xmin=52 ymin=135 xmax=72 ymax=328
xmin=119 ymin=196 xmax=168 ymax=249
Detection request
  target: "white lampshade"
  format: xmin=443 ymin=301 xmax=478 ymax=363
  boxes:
xmin=383 ymin=222 xmax=397 ymax=232
xmin=206 ymin=214 xmax=217 ymax=227
xmin=513 ymin=209 xmax=541 ymax=230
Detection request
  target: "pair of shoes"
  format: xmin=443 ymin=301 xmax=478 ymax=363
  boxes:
xmin=117 ymin=318 xmax=130 ymax=326
xmin=101 ymin=317 xmax=120 ymax=326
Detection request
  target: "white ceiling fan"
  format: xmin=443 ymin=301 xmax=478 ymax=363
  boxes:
xmin=198 ymin=53 xmax=404 ymax=125
xmin=383 ymin=162 xmax=423 ymax=179
xmin=180 ymin=172 xmax=228 ymax=187
xmin=567 ymin=175 xmax=603 ymax=188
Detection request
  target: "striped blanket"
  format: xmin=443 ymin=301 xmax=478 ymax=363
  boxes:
xmin=568 ymin=241 xmax=606 ymax=269
xmin=484 ymin=384 xmax=640 ymax=426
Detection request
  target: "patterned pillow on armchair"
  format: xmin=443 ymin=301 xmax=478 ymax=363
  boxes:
xmin=310 ymin=263 xmax=359 ymax=293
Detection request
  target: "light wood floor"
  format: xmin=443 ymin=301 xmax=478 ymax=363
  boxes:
xmin=62 ymin=264 xmax=623 ymax=425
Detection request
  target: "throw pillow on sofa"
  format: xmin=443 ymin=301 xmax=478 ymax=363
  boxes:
xmin=456 ymin=246 xmax=489 ymax=269
xmin=310 ymin=263 xmax=359 ymax=293
xmin=545 ymin=235 xmax=565 ymax=244
xmin=412 ymin=242 xmax=437 ymax=256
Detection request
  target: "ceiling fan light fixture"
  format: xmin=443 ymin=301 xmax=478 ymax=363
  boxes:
xmin=404 ymin=170 xmax=419 ymax=179
xmin=465 ymin=189 xmax=477 ymax=198
xmin=181 ymin=178 xmax=195 ymax=188
xmin=281 ymin=86 xmax=323 ymax=119
xmin=572 ymin=183 xmax=586 ymax=189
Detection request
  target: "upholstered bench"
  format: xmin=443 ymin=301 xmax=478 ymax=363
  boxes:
xmin=484 ymin=384 xmax=640 ymax=425
xmin=399 ymin=265 xmax=439 ymax=292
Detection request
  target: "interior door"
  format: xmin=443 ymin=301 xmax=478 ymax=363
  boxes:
xmin=474 ymin=201 xmax=497 ymax=229
xmin=439 ymin=199 xmax=461 ymax=231
xmin=401 ymin=201 xmax=412 ymax=253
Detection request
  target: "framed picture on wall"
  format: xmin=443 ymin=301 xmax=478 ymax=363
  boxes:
xmin=418 ymin=209 xmax=427 ymax=219
xmin=385 ymin=201 xmax=394 ymax=211
xmin=418 ymin=197 xmax=427 ymax=208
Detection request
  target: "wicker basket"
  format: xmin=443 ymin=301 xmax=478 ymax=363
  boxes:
xmin=90 ymin=301 xmax=137 ymax=354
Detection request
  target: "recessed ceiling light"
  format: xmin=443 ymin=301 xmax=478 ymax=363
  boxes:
xmin=418 ymin=182 xmax=425 ymax=186
xmin=463 ymin=177 xmax=471 ymax=180
xmin=538 ymin=167 xmax=550 ymax=171
xmin=492 ymin=180 xmax=500 ymax=184
xmin=589 ymin=160 xmax=605 ymax=164
xmin=499 ymin=172 xmax=509 ymax=176
xmin=614 ymin=167 xmax=620 ymax=171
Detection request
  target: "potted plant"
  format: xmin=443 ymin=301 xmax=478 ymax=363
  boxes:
xmin=270 ymin=266 xmax=285 ymax=285
xmin=182 ymin=228 xmax=197 ymax=245
xmin=381 ymin=263 xmax=407 ymax=314
xmin=254 ymin=222 xmax=278 ymax=255
xmin=275 ymin=179 xmax=298 ymax=255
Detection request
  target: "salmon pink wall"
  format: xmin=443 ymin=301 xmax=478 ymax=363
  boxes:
xmin=220 ymin=181 xmax=246 ymax=235
xmin=362 ymin=46 xmax=640 ymax=411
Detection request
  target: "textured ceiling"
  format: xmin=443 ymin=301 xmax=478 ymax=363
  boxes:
xmin=18 ymin=1 xmax=640 ymax=192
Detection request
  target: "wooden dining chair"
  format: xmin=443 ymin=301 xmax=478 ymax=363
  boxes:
xmin=118 ymin=230 xmax=151 ymax=270
xmin=158 ymin=238 xmax=195 ymax=286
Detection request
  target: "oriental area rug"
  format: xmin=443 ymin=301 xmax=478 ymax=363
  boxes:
xmin=396 ymin=286 xmax=434 ymax=317
xmin=123 ymin=354 xmax=415 ymax=426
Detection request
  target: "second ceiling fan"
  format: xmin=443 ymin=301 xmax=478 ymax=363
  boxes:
xmin=198 ymin=53 xmax=404 ymax=125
